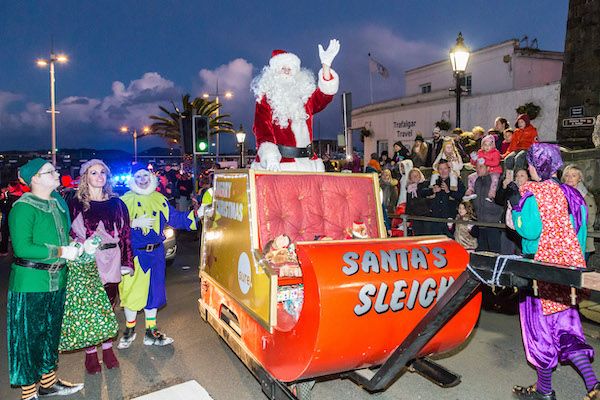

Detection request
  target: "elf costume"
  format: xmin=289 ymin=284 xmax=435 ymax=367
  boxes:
xmin=7 ymin=158 xmax=83 ymax=400
xmin=118 ymin=164 xmax=197 ymax=348
xmin=511 ymin=144 xmax=600 ymax=400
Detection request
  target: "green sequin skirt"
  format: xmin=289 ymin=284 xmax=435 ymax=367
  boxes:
xmin=7 ymin=288 xmax=66 ymax=386
xmin=59 ymin=257 xmax=118 ymax=351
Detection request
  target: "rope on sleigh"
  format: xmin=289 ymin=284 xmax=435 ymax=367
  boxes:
xmin=467 ymin=254 xmax=522 ymax=287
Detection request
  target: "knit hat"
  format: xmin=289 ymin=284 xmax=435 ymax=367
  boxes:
xmin=481 ymin=135 xmax=495 ymax=147
xmin=414 ymin=134 xmax=424 ymax=143
xmin=80 ymin=159 xmax=111 ymax=176
xmin=18 ymin=158 xmax=49 ymax=186
xmin=515 ymin=113 xmax=531 ymax=128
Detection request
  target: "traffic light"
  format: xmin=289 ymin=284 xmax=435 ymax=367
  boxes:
xmin=193 ymin=115 xmax=210 ymax=155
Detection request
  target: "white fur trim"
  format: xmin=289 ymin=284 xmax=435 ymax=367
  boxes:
xmin=290 ymin=119 xmax=311 ymax=147
xmin=251 ymin=157 xmax=324 ymax=172
xmin=318 ymin=68 xmax=339 ymax=95
xmin=269 ymin=52 xmax=301 ymax=74
xmin=257 ymin=142 xmax=282 ymax=167
xmin=128 ymin=174 xmax=158 ymax=195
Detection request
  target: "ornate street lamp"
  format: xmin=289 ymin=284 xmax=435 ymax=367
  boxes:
xmin=236 ymin=125 xmax=246 ymax=168
xmin=449 ymin=32 xmax=471 ymax=129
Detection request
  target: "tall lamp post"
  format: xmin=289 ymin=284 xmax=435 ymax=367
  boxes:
xmin=202 ymin=79 xmax=233 ymax=162
xmin=236 ymin=125 xmax=246 ymax=168
xmin=120 ymin=125 xmax=150 ymax=163
xmin=36 ymin=52 xmax=68 ymax=166
xmin=449 ymin=32 xmax=471 ymax=129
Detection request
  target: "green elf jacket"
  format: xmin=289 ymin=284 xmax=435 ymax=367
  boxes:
xmin=8 ymin=192 xmax=71 ymax=292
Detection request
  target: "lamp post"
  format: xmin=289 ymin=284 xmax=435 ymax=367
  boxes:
xmin=120 ymin=126 xmax=150 ymax=163
xmin=36 ymin=52 xmax=68 ymax=166
xmin=202 ymin=79 xmax=233 ymax=162
xmin=236 ymin=125 xmax=246 ymax=168
xmin=449 ymin=32 xmax=471 ymax=129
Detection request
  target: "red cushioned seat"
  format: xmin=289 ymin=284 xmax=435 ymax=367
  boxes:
xmin=255 ymin=174 xmax=380 ymax=247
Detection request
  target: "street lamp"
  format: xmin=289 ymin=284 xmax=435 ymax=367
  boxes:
xmin=236 ymin=125 xmax=246 ymax=168
xmin=202 ymin=79 xmax=233 ymax=162
xmin=120 ymin=125 xmax=150 ymax=163
xmin=36 ymin=52 xmax=69 ymax=165
xmin=449 ymin=32 xmax=471 ymax=129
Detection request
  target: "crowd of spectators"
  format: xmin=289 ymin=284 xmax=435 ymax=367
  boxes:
xmin=361 ymin=114 xmax=598 ymax=261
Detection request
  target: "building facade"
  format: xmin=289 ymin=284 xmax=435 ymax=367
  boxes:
xmin=353 ymin=39 xmax=563 ymax=157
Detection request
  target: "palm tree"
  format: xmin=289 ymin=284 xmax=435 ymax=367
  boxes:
xmin=148 ymin=94 xmax=235 ymax=146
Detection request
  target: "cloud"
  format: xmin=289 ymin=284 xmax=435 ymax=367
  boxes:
xmin=0 ymin=72 xmax=183 ymax=150
xmin=337 ymin=25 xmax=444 ymax=107
xmin=195 ymin=58 xmax=257 ymax=149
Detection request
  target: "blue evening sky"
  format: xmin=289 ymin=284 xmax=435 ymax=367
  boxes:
xmin=0 ymin=0 xmax=569 ymax=152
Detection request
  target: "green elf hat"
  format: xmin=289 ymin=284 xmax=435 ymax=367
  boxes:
xmin=19 ymin=158 xmax=49 ymax=186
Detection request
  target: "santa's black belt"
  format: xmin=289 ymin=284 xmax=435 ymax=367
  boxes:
xmin=277 ymin=144 xmax=313 ymax=158
xmin=14 ymin=258 xmax=66 ymax=271
xmin=137 ymin=243 xmax=162 ymax=252
xmin=98 ymin=243 xmax=117 ymax=250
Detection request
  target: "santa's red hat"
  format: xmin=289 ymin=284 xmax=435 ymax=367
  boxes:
xmin=269 ymin=49 xmax=301 ymax=73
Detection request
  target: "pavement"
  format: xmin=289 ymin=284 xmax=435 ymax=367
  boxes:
xmin=2 ymin=232 xmax=600 ymax=399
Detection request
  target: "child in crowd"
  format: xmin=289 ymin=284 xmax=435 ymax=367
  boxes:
xmin=465 ymin=135 xmax=501 ymax=201
xmin=448 ymin=201 xmax=478 ymax=251
xmin=430 ymin=137 xmax=464 ymax=191
xmin=500 ymin=128 xmax=513 ymax=155
xmin=502 ymin=114 xmax=538 ymax=170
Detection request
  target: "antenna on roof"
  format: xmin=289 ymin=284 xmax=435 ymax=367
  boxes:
xmin=530 ymin=38 xmax=538 ymax=49
xmin=519 ymin=35 xmax=529 ymax=48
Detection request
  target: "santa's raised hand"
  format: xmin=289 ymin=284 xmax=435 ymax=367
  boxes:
xmin=319 ymin=39 xmax=340 ymax=79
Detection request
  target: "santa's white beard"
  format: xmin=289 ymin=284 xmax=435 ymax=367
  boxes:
xmin=251 ymin=66 xmax=316 ymax=128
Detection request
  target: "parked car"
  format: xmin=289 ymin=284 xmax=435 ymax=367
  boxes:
xmin=164 ymin=226 xmax=177 ymax=264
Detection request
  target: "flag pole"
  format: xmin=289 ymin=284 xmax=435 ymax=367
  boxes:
xmin=368 ymin=53 xmax=374 ymax=104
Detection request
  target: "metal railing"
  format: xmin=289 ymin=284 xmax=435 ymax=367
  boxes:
xmin=390 ymin=213 xmax=600 ymax=238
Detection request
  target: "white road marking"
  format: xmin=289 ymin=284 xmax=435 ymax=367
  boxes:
xmin=132 ymin=380 xmax=214 ymax=400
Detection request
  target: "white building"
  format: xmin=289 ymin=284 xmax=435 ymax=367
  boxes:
xmin=352 ymin=39 xmax=563 ymax=158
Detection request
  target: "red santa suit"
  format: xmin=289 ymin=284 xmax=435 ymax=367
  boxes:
xmin=251 ymin=49 xmax=339 ymax=172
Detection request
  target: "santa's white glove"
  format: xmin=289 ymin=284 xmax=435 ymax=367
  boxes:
xmin=60 ymin=245 xmax=81 ymax=261
xmin=121 ymin=267 xmax=134 ymax=276
xmin=318 ymin=39 xmax=340 ymax=67
xmin=131 ymin=214 xmax=155 ymax=229
xmin=83 ymin=238 xmax=100 ymax=255
xmin=263 ymin=157 xmax=281 ymax=172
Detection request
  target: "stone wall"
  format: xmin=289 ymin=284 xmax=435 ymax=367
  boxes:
xmin=557 ymin=0 xmax=600 ymax=148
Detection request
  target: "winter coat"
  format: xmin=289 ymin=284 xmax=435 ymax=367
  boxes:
xmin=472 ymin=148 xmax=502 ymax=174
xmin=505 ymin=124 xmax=538 ymax=155
xmin=473 ymin=174 xmax=504 ymax=223
xmin=418 ymin=176 xmax=465 ymax=219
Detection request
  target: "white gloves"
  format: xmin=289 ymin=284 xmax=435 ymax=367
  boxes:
xmin=83 ymin=238 xmax=100 ymax=255
xmin=60 ymin=245 xmax=81 ymax=261
xmin=121 ymin=267 xmax=134 ymax=276
xmin=470 ymin=152 xmax=478 ymax=161
xmin=318 ymin=39 xmax=340 ymax=67
xmin=131 ymin=214 xmax=155 ymax=229
xmin=263 ymin=157 xmax=281 ymax=171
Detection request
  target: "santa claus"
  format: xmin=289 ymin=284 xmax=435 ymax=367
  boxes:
xmin=251 ymin=39 xmax=340 ymax=171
